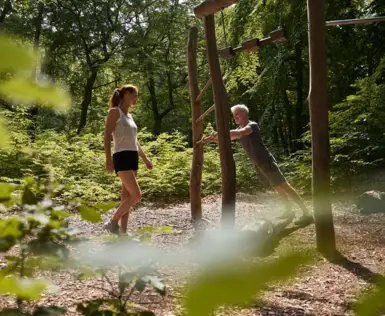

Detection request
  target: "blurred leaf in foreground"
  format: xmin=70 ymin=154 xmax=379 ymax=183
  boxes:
xmin=0 ymin=35 xmax=35 ymax=72
xmin=184 ymin=252 xmax=312 ymax=316
xmin=0 ymin=78 xmax=71 ymax=110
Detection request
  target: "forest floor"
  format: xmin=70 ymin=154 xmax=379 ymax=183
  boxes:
xmin=1 ymin=191 xmax=385 ymax=316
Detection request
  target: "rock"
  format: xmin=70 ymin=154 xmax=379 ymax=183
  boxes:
xmin=356 ymin=190 xmax=385 ymax=214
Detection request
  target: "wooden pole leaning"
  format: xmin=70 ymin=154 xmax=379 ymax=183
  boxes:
xmin=204 ymin=14 xmax=236 ymax=228
xmin=307 ymin=0 xmax=336 ymax=256
xmin=188 ymin=27 xmax=204 ymax=222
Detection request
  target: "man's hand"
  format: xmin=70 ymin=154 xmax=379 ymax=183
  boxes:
xmin=200 ymin=131 xmax=217 ymax=143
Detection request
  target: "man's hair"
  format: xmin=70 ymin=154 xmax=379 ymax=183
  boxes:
xmin=230 ymin=104 xmax=249 ymax=114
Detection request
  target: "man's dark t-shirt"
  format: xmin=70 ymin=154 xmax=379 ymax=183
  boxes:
xmin=238 ymin=121 xmax=272 ymax=167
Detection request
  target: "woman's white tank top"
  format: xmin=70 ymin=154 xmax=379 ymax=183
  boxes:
xmin=112 ymin=107 xmax=138 ymax=153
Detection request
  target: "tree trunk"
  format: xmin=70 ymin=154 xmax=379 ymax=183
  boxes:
xmin=188 ymin=27 xmax=204 ymax=222
xmin=282 ymin=90 xmax=294 ymax=154
xmin=278 ymin=118 xmax=289 ymax=156
xmin=28 ymin=1 xmax=45 ymax=143
xmin=147 ymin=61 xmax=161 ymax=135
xmin=294 ymin=43 xmax=304 ymax=151
xmin=307 ymin=0 xmax=336 ymax=257
xmin=204 ymin=15 xmax=236 ymax=228
xmin=77 ymin=67 xmax=99 ymax=134
xmin=32 ymin=1 xmax=44 ymax=80
xmin=147 ymin=60 xmax=173 ymax=136
xmin=0 ymin=0 xmax=12 ymax=24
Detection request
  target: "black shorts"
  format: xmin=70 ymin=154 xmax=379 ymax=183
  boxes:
xmin=255 ymin=155 xmax=286 ymax=188
xmin=112 ymin=150 xmax=139 ymax=175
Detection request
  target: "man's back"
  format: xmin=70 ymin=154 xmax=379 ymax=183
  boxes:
xmin=239 ymin=121 xmax=272 ymax=166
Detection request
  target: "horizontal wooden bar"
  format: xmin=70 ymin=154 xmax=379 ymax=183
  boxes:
xmin=196 ymin=78 xmax=212 ymax=102
xmin=194 ymin=0 xmax=239 ymax=19
xmin=326 ymin=16 xmax=385 ymax=26
xmin=196 ymin=104 xmax=215 ymax=123
xmin=218 ymin=36 xmax=272 ymax=59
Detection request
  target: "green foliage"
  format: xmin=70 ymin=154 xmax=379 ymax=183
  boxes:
xmin=184 ymin=252 xmax=312 ymax=316
xmin=0 ymin=78 xmax=71 ymax=110
xmin=79 ymin=205 xmax=102 ymax=223
xmin=0 ymin=34 xmax=35 ymax=72
xmin=355 ymin=280 xmax=385 ymax=316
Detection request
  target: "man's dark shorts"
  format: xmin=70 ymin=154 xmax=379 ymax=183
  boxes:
xmin=254 ymin=155 xmax=286 ymax=188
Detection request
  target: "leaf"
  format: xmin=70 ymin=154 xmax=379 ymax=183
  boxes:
xmin=0 ymin=119 xmax=9 ymax=149
xmin=76 ymin=300 xmax=116 ymax=315
xmin=79 ymin=206 xmax=102 ymax=224
xmin=184 ymin=252 xmax=312 ymax=316
xmin=22 ymin=186 xmax=37 ymax=205
xmin=0 ymin=78 xmax=71 ymax=110
xmin=119 ymin=272 xmax=136 ymax=293
xmin=0 ymin=309 xmax=28 ymax=316
xmin=355 ymin=280 xmax=385 ymax=316
xmin=51 ymin=210 xmax=72 ymax=218
xmin=95 ymin=201 xmax=115 ymax=212
xmin=0 ymin=277 xmax=47 ymax=300
xmin=134 ymin=278 xmax=147 ymax=292
xmin=144 ymin=276 xmax=166 ymax=296
xmin=33 ymin=306 xmax=67 ymax=316
xmin=136 ymin=226 xmax=174 ymax=235
xmin=0 ymin=182 xmax=15 ymax=203
xmin=0 ymin=35 xmax=35 ymax=72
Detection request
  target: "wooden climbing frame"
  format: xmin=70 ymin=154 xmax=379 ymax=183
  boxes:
xmin=188 ymin=1 xmax=290 ymax=227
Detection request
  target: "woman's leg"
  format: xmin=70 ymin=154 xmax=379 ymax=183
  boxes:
xmin=111 ymin=170 xmax=141 ymax=225
xmin=119 ymin=171 xmax=138 ymax=233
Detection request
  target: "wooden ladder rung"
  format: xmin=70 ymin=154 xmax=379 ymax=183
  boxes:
xmin=195 ymin=78 xmax=212 ymax=102
xmin=196 ymin=104 xmax=215 ymax=123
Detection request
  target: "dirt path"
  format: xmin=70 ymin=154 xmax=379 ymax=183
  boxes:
xmin=1 ymin=192 xmax=385 ymax=315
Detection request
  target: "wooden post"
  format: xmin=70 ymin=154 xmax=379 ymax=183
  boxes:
xmin=307 ymin=0 xmax=336 ymax=256
xmin=204 ymin=15 xmax=236 ymax=228
xmin=194 ymin=0 xmax=239 ymax=19
xmin=188 ymin=27 xmax=204 ymax=222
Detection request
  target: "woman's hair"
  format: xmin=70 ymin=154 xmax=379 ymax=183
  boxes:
xmin=109 ymin=84 xmax=138 ymax=109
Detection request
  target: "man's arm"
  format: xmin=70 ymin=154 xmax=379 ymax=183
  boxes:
xmin=207 ymin=126 xmax=253 ymax=143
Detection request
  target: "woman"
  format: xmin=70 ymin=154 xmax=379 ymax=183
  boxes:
xmin=103 ymin=84 xmax=152 ymax=234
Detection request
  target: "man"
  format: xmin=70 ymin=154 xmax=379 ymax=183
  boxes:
xmin=204 ymin=104 xmax=313 ymax=225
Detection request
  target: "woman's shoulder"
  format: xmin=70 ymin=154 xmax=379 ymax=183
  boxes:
xmin=107 ymin=107 xmax=121 ymax=120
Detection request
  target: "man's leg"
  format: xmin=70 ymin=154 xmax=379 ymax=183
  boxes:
xmin=276 ymin=182 xmax=310 ymax=216
xmin=255 ymin=165 xmax=294 ymax=220
xmin=274 ymin=184 xmax=295 ymax=218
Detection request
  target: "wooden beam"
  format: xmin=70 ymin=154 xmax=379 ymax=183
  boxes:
xmin=188 ymin=27 xmax=204 ymax=222
xmin=307 ymin=0 xmax=336 ymax=256
xmin=218 ymin=34 xmax=285 ymax=59
xmin=194 ymin=0 xmax=239 ymax=19
xmin=196 ymin=104 xmax=215 ymax=123
xmin=204 ymin=14 xmax=236 ymax=228
xmin=195 ymin=78 xmax=212 ymax=102
xmin=326 ymin=16 xmax=385 ymax=26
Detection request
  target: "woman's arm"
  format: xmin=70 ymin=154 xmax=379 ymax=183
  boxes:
xmin=104 ymin=108 xmax=119 ymax=172
xmin=137 ymin=141 xmax=153 ymax=169
xmin=137 ymin=142 xmax=147 ymax=161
